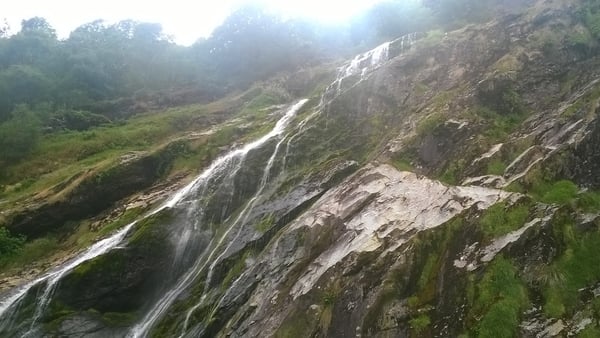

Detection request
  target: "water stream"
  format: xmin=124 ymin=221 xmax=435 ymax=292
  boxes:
xmin=128 ymin=99 xmax=308 ymax=337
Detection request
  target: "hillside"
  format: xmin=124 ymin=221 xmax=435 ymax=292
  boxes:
xmin=1 ymin=0 xmax=600 ymax=337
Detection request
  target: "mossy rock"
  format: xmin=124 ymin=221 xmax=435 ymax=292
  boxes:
xmin=50 ymin=210 xmax=175 ymax=319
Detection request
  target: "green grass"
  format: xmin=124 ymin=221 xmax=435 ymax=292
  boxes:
xmin=541 ymin=213 xmax=600 ymax=317
xmin=417 ymin=113 xmax=446 ymax=135
xmin=577 ymin=190 xmax=600 ymax=212
xmin=479 ymin=201 xmax=530 ymax=238
xmin=439 ymin=159 xmax=466 ymax=185
xmin=533 ymin=180 xmax=579 ymax=205
xmin=579 ymin=325 xmax=600 ymax=338
xmin=478 ymin=106 xmax=526 ymax=143
xmin=0 ymin=106 xmax=204 ymax=203
xmin=486 ymin=159 xmax=507 ymax=176
xmin=391 ymin=155 xmax=414 ymax=172
xmin=0 ymin=85 xmax=279 ymax=205
xmin=0 ymin=236 xmax=59 ymax=270
xmin=472 ymin=257 xmax=528 ymax=338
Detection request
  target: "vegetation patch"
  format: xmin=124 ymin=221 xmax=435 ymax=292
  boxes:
xmin=533 ymin=180 xmax=579 ymax=205
xmin=479 ymin=201 xmax=531 ymax=239
xmin=409 ymin=314 xmax=431 ymax=333
xmin=470 ymin=257 xmax=528 ymax=338
xmin=254 ymin=214 xmax=274 ymax=233
xmin=0 ymin=235 xmax=58 ymax=271
xmin=540 ymin=210 xmax=600 ymax=317
xmin=486 ymin=158 xmax=507 ymax=176
xmin=0 ymin=227 xmax=25 ymax=257
xmin=439 ymin=159 xmax=466 ymax=185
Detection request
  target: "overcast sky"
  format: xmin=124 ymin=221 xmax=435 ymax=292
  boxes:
xmin=3 ymin=0 xmax=382 ymax=45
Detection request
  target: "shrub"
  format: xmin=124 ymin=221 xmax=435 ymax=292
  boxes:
xmin=0 ymin=105 xmax=41 ymax=163
xmin=473 ymin=257 xmax=528 ymax=338
xmin=409 ymin=314 xmax=431 ymax=333
xmin=0 ymin=227 xmax=25 ymax=256
xmin=480 ymin=202 xmax=530 ymax=238
xmin=535 ymin=180 xmax=578 ymax=205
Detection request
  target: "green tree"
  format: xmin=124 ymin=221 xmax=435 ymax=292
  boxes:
xmin=0 ymin=105 xmax=42 ymax=164
xmin=0 ymin=227 xmax=25 ymax=257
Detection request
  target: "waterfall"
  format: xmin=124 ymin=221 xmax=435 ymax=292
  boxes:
xmin=0 ymin=99 xmax=307 ymax=337
xmin=322 ymin=32 xmax=418 ymax=107
xmin=127 ymin=99 xmax=308 ymax=338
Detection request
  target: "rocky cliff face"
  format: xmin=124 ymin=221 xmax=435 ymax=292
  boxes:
xmin=2 ymin=0 xmax=600 ymax=337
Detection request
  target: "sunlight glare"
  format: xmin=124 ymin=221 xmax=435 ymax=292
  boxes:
xmin=3 ymin=0 xmax=383 ymax=45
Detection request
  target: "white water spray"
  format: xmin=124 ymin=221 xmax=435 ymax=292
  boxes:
xmin=128 ymin=99 xmax=308 ymax=338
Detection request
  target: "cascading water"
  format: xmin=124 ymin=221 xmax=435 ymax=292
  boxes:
xmin=0 ymin=221 xmax=136 ymax=335
xmin=128 ymin=99 xmax=308 ymax=338
xmin=0 ymin=99 xmax=307 ymax=337
xmin=324 ymin=32 xmax=418 ymax=105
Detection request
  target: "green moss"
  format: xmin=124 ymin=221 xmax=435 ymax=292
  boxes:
xmin=479 ymin=201 xmax=530 ymax=239
xmin=492 ymin=54 xmax=522 ymax=74
xmin=98 ymin=208 xmax=143 ymax=237
xmin=407 ymin=296 xmax=420 ymax=310
xmin=578 ymin=325 xmax=600 ymax=338
xmin=418 ymin=254 xmax=439 ymax=291
xmin=221 ymin=257 xmax=246 ymax=290
xmin=254 ymin=214 xmax=274 ymax=233
xmin=439 ymin=159 xmax=466 ymax=185
xmin=409 ymin=314 xmax=431 ymax=333
xmin=101 ymin=311 xmax=137 ymax=327
xmin=242 ymin=92 xmax=283 ymax=114
xmin=43 ymin=301 xmax=76 ymax=331
xmin=414 ymin=83 xmax=430 ymax=95
xmin=129 ymin=210 xmax=172 ymax=247
xmin=421 ymin=29 xmax=444 ymax=48
xmin=274 ymin=309 xmax=317 ymax=338
xmin=417 ymin=113 xmax=446 ymax=135
xmin=477 ymin=105 xmax=525 ymax=142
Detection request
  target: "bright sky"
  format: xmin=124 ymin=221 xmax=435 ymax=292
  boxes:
xmin=3 ymin=0 xmax=382 ymax=45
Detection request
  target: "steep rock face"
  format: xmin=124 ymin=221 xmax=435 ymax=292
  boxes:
xmin=3 ymin=1 xmax=600 ymax=337
xmin=194 ymin=164 xmax=511 ymax=337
